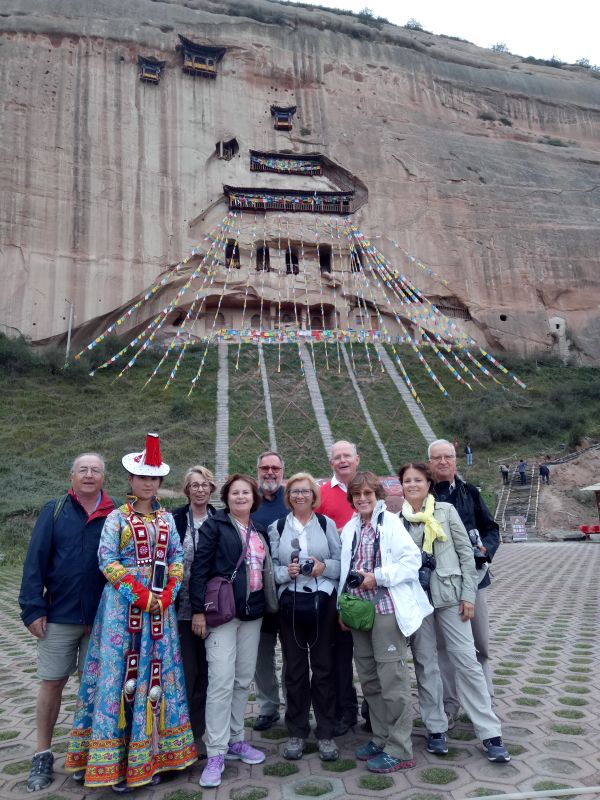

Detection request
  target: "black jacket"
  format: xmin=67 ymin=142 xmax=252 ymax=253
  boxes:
xmin=189 ymin=509 xmax=273 ymax=618
xmin=19 ymin=491 xmax=115 ymax=627
xmin=172 ymin=503 xmax=217 ymax=544
xmin=433 ymin=477 xmax=500 ymax=589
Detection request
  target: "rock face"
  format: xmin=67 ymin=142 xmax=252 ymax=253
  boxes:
xmin=1 ymin=0 xmax=599 ymax=361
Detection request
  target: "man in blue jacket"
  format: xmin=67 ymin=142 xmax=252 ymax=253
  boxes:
xmin=19 ymin=453 xmax=115 ymax=792
xmin=428 ymin=439 xmax=500 ymax=729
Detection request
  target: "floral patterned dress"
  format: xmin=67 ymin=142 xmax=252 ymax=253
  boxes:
xmin=65 ymin=502 xmax=197 ymax=788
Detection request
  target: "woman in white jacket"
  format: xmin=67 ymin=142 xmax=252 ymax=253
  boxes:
xmin=339 ymin=472 xmax=432 ymax=774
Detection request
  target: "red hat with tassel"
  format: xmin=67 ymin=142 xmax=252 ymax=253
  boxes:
xmin=122 ymin=433 xmax=170 ymax=477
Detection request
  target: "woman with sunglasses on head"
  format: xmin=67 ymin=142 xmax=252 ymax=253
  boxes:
xmin=268 ymin=473 xmax=341 ymax=763
xmin=338 ymin=471 xmax=432 ymax=775
xmin=172 ymin=466 xmax=217 ymax=755
xmin=189 ymin=474 xmax=278 ymax=789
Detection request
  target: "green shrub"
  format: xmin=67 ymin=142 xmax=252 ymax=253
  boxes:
xmin=478 ymin=112 xmax=496 ymax=121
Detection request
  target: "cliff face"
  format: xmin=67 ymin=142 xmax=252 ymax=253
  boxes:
xmin=1 ymin=0 xmax=599 ymax=360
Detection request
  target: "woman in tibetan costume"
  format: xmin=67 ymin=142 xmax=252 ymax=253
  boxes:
xmin=65 ymin=434 xmax=197 ymax=792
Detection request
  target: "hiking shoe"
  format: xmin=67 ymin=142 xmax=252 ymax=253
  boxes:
xmin=72 ymin=771 xmax=85 ymax=783
xmin=253 ymin=712 xmax=280 ymax=731
xmin=333 ymin=717 xmax=356 ymax=737
xmin=225 ymin=741 xmax=265 ymax=765
xmin=445 ymin=707 xmax=461 ymax=730
xmin=283 ymin=737 xmax=305 ymax=760
xmin=111 ymin=782 xmax=132 ymax=794
xmin=27 ymin=751 xmax=54 ymax=792
xmin=427 ymin=733 xmax=448 ymax=755
xmin=355 ymin=740 xmax=384 ymax=761
xmin=318 ymin=739 xmax=339 ymax=762
xmin=367 ymin=751 xmax=416 ymax=773
xmin=199 ymin=755 xmax=225 ymax=788
xmin=483 ymin=737 xmax=511 ymax=763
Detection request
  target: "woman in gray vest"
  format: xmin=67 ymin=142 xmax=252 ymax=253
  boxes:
xmin=269 ymin=472 xmax=341 ymax=763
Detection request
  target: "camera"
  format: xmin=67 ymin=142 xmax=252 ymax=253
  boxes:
xmin=300 ymin=559 xmax=315 ymax=576
xmin=346 ymin=570 xmax=364 ymax=589
xmin=418 ymin=552 xmax=437 ymax=591
xmin=467 ymin=529 xmax=488 ymax=568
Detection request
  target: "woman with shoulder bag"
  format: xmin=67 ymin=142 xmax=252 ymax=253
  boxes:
xmin=189 ymin=474 xmax=277 ymax=789
xmin=339 ymin=472 xmax=432 ymax=775
xmin=172 ymin=466 xmax=217 ymax=754
xmin=399 ymin=462 xmax=510 ymax=764
xmin=268 ymin=473 xmax=341 ymax=763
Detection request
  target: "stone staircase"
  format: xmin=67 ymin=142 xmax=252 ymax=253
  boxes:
xmin=496 ymin=463 xmax=540 ymax=540
xmin=299 ymin=344 xmax=334 ymax=455
xmin=374 ymin=344 xmax=437 ymax=445
xmin=215 ymin=342 xmax=230 ymax=483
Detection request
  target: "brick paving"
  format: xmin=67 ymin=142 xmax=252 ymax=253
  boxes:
xmin=1 ymin=540 xmax=600 ymax=799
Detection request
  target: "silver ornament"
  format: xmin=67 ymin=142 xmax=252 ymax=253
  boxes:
xmin=124 ymin=678 xmax=137 ymax=694
xmin=149 ymin=685 xmax=162 ymax=702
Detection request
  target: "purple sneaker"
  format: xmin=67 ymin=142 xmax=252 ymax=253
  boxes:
xmin=225 ymin=741 xmax=265 ymax=765
xmin=199 ymin=755 xmax=225 ymax=788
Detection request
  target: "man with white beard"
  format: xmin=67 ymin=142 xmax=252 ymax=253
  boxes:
xmin=251 ymin=451 xmax=288 ymax=730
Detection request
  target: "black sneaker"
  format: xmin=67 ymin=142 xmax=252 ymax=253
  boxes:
xmin=253 ymin=712 xmax=280 ymax=731
xmin=427 ymin=732 xmax=448 ymax=756
xmin=483 ymin=737 xmax=511 ymax=763
xmin=27 ymin=752 xmax=54 ymax=793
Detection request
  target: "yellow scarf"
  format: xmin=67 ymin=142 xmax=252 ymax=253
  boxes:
xmin=402 ymin=494 xmax=447 ymax=554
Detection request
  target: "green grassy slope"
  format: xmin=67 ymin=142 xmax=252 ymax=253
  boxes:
xmin=1 ymin=335 xmax=598 ymax=566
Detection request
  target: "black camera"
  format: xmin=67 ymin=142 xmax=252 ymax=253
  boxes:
xmin=418 ymin=552 xmax=437 ymax=591
xmin=467 ymin=529 xmax=488 ymax=568
xmin=300 ymin=559 xmax=315 ymax=576
xmin=346 ymin=570 xmax=364 ymax=589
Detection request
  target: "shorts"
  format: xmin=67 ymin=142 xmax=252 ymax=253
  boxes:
xmin=37 ymin=623 xmax=90 ymax=681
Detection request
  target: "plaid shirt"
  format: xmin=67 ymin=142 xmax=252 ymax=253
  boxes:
xmin=240 ymin=525 xmax=265 ymax=592
xmin=349 ymin=520 xmax=394 ymax=615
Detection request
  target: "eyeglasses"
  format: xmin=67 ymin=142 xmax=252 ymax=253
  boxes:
xmin=431 ymin=455 xmax=456 ymax=462
xmin=75 ymin=467 xmax=103 ymax=475
xmin=259 ymin=465 xmax=282 ymax=473
xmin=189 ymin=482 xmax=211 ymax=491
xmin=289 ymin=489 xmax=311 ymax=496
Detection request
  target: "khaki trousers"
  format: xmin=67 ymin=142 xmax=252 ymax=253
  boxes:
xmin=352 ymin=613 xmax=413 ymax=760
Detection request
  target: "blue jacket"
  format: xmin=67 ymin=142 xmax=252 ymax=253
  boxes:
xmin=19 ymin=491 xmax=115 ymax=627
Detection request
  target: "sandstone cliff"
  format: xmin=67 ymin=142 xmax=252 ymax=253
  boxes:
xmin=1 ymin=0 xmax=599 ymax=360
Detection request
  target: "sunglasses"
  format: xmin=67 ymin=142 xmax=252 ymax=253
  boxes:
xmin=290 ymin=537 xmax=300 ymax=563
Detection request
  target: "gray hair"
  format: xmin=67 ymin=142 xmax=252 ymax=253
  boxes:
xmin=70 ymin=453 xmax=106 ymax=474
xmin=329 ymin=440 xmax=357 ymax=459
xmin=427 ymin=439 xmax=456 ymax=459
xmin=256 ymin=451 xmax=285 ymax=469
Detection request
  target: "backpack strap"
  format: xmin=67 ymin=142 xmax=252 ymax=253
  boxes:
xmin=315 ymin=513 xmax=327 ymax=534
xmin=52 ymin=494 xmax=69 ymax=523
xmin=277 ymin=517 xmax=286 ymax=536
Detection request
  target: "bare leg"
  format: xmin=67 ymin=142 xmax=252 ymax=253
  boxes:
xmin=36 ymin=678 xmax=69 ymax=752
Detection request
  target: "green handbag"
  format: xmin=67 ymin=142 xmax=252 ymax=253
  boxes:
xmin=338 ymin=592 xmax=375 ymax=631
xmin=338 ymin=590 xmax=386 ymax=631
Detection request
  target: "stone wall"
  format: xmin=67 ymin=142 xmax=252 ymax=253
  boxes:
xmin=1 ymin=0 xmax=599 ymax=360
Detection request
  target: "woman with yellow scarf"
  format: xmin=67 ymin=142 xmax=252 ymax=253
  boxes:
xmin=399 ymin=463 xmax=510 ymax=766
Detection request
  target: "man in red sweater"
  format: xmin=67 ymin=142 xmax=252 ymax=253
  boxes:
xmin=317 ymin=440 xmax=360 ymax=736
xmin=317 ymin=440 xmax=360 ymax=530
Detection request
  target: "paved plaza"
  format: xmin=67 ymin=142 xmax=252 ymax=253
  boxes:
xmin=1 ymin=540 xmax=599 ymax=799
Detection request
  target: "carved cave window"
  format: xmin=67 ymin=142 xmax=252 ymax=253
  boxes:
xmin=319 ymin=245 xmax=332 ymax=274
xmin=216 ymin=138 xmax=239 ymax=161
xmin=256 ymin=246 xmax=271 ymax=272
xmin=350 ymin=248 xmax=363 ymax=272
xmin=225 ymin=240 xmax=240 ymax=268
xmin=285 ymin=247 xmax=299 ymax=275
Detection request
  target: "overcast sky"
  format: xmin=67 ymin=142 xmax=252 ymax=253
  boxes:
xmin=283 ymin=0 xmax=600 ymax=65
